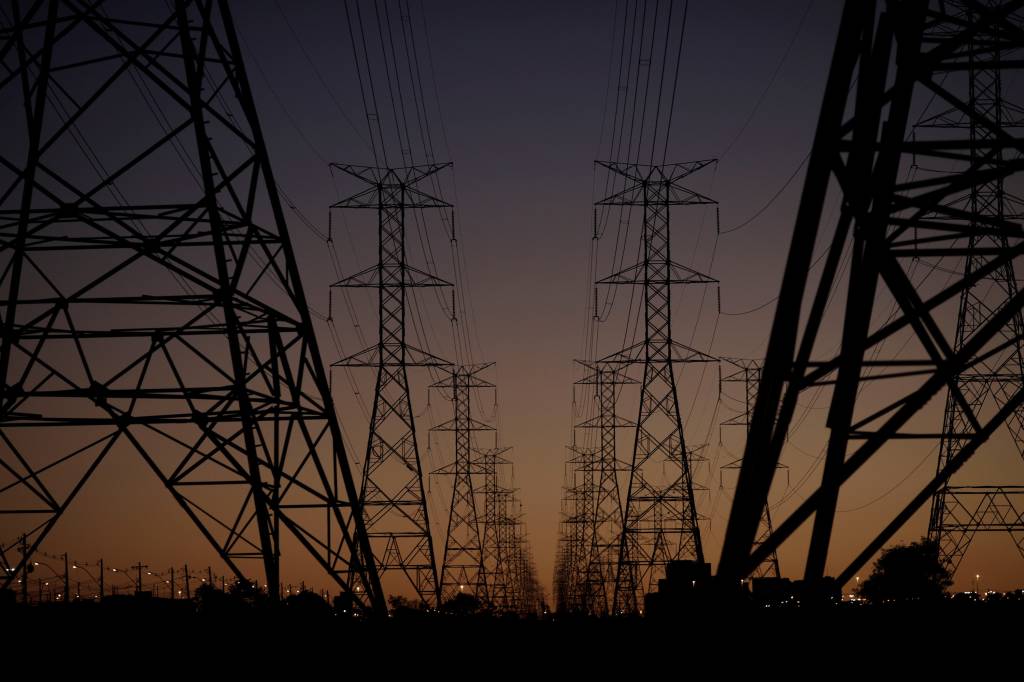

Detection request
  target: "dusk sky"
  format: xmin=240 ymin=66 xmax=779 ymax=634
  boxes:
xmin=5 ymin=0 xmax=1023 ymax=599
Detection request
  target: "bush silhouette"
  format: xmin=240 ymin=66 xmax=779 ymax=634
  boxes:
xmin=858 ymin=538 xmax=952 ymax=604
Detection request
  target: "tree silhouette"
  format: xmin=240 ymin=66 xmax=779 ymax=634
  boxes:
xmin=441 ymin=591 xmax=482 ymax=616
xmin=858 ymin=538 xmax=952 ymax=604
xmin=387 ymin=594 xmax=427 ymax=617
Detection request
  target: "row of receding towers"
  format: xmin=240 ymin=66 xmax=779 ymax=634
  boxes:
xmin=557 ymin=0 xmax=1024 ymax=613
xmin=332 ymin=164 xmax=540 ymax=612
xmin=0 ymin=0 xmax=540 ymax=613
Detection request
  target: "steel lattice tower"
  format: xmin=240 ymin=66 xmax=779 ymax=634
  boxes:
xmin=719 ymin=0 xmax=1024 ymax=586
xmin=331 ymin=163 xmax=451 ymax=606
xmin=561 ymin=440 xmax=594 ymax=611
xmin=595 ymin=161 xmax=718 ymax=613
xmin=574 ymin=361 xmax=631 ymax=614
xmin=0 ymin=0 xmax=381 ymax=608
xmin=926 ymin=0 xmax=1024 ymax=574
xmin=719 ymin=359 xmax=780 ymax=579
xmin=430 ymin=364 xmax=493 ymax=603
xmin=478 ymin=444 xmax=512 ymax=609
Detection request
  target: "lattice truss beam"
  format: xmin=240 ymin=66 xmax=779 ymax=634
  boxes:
xmin=720 ymin=0 xmax=1024 ymax=586
xmin=0 ymin=0 xmax=380 ymax=608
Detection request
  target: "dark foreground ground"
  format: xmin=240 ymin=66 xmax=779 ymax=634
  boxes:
xmin=3 ymin=596 xmax=1020 ymax=656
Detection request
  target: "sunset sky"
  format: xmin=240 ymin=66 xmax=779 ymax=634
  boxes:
xmin=5 ymin=0 xmax=1023 ymax=599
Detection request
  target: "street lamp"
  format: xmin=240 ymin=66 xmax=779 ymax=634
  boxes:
xmin=109 ymin=566 xmax=139 ymax=595
xmin=30 ymin=560 xmax=60 ymax=603
xmin=71 ymin=562 xmax=101 ymax=601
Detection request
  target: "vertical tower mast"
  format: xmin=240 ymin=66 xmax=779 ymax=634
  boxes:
xmin=595 ymin=161 xmax=718 ymax=612
xmin=331 ymin=163 xmax=452 ymax=606
xmin=430 ymin=363 xmax=494 ymax=603
xmin=573 ymin=361 xmax=633 ymax=614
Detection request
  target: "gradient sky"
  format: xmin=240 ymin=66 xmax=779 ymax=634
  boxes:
xmin=8 ymin=0 xmax=1024 ymax=598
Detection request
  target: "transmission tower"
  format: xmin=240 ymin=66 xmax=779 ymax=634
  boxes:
xmin=560 ymin=440 xmax=593 ymax=612
xmin=574 ymin=361 xmax=633 ymax=614
xmin=719 ymin=359 xmax=781 ymax=579
xmin=925 ymin=0 xmax=1024 ymax=574
xmin=594 ymin=161 xmax=718 ymax=612
xmin=720 ymin=0 xmax=1024 ymax=586
xmin=430 ymin=364 xmax=493 ymax=603
xmin=0 ymin=0 xmax=381 ymax=608
xmin=331 ymin=163 xmax=452 ymax=606
xmin=478 ymin=443 xmax=512 ymax=609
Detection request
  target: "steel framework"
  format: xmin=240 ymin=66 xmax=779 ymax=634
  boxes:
xmin=720 ymin=0 xmax=1024 ymax=586
xmin=331 ymin=163 xmax=451 ymax=607
xmin=719 ymin=359 xmax=781 ymax=579
xmin=594 ymin=160 xmax=718 ymax=612
xmin=430 ymin=363 xmax=493 ymax=603
xmin=478 ymin=443 xmax=512 ymax=609
xmin=573 ymin=361 xmax=631 ymax=614
xmin=0 ymin=0 xmax=381 ymax=608
xmin=926 ymin=0 xmax=1024 ymax=574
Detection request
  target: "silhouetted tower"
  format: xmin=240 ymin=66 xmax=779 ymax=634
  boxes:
xmin=503 ymin=503 xmax=540 ymax=615
xmin=574 ymin=361 xmax=633 ymax=614
xmin=0 ymin=0 xmax=381 ymax=608
xmin=594 ymin=161 xmax=718 ymax=612
xmin=478 ymin=444 xmax=513 ymax=608
xmin=719 ymin=0 xmax=1024 ymax=586
xmin=720 ymin=359 xmax=781 ymax=579
xmin=331 ymin=163 xmax=452 ymax=606
xmin=430 ymin=364 xmax=494 ymax=602
xmin=561 ymin=440 xmax=595 ymax=611
xmin=926 ymin=0 xmax=1024 ymax=574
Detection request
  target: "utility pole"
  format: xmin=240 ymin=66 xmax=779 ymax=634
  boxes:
xmin=170 ymin=567 xmax=175 ymax=600
xmin=184 ymin=565 xmax=190 ymax=599
xmin=133 ymin=563 xmax=148 ymax=595
xmin=63 ymin=553 xmax=69 ymax=604
xmin=594 ymin=160 xmax=719 ymax=613
xmin=331 ymin=163 xmax=454 ymax=607
xmin=98 ymin=559 xmax=104 ymax=601
xmin=20 ymin=536 xmax=28 ymax=605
